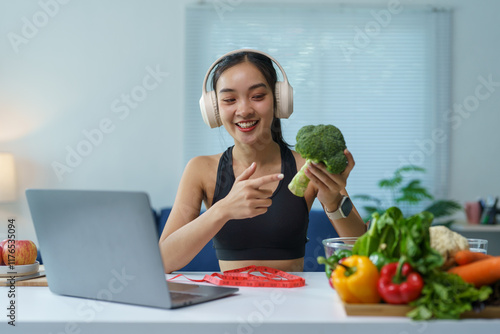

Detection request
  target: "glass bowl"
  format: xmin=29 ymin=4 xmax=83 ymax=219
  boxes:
xmin=467 ymin=238 xmax=488 ymax=254
xmin=322 ymin=237 xmax=358 ymax=258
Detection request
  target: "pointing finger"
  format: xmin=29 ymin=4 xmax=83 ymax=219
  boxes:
xmin=251 ymin=173 xmax=284 ymax=189
xmin=235 ymin=162 xmax=257 ymax=182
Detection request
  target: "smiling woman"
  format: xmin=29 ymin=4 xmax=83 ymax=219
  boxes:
xmin=215 ymin=61 xmax=276 ymax=146
xmin=158 ymin=49 xmax=366 ymax=274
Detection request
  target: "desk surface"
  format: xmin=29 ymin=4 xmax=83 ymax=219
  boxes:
xmin=1 ymin=272 xmax=499 ymax=334
xmin=452 ymin=221 xmax=500 ymax=232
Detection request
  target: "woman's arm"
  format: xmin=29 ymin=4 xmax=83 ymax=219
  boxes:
xmin=159 ymin=158 xmax=284 ymax=273
xmin=320 ymin=189 xmax=367 ymax=237
xmin=158 ymin=156 xmax=226 ymax=273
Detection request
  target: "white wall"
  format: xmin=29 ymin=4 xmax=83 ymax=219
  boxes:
xmin=444 ymin=0 xmax=500 ymax=202
xmin=0 ymin=0 xmax=499 ymax=243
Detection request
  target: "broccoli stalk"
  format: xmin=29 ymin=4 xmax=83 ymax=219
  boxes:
xmin=288 ymin=124 xmax=348 ymax=197
xmin=288 ymin=160 xmax=313 ymax=197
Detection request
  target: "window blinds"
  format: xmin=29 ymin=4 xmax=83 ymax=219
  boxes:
xmin=184 ymin=3 xmax=451 ymax=214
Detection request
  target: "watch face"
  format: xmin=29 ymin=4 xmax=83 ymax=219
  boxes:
xmin=341 ymin=197 xmax=353 ymax=217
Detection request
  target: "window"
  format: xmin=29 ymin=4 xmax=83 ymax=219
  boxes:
xmin=184 ymin=3 xmax=451 ymax=214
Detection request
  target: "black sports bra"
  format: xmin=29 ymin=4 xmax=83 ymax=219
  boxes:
xmin=211 ymin=143 xmax=309 ymax=260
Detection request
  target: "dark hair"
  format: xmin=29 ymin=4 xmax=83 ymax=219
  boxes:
xmin=211 ymin=51 xmax=290 ymax=148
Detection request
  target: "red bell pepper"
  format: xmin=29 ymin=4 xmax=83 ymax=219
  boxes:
xmin=377 ymin=261 xmax=424 ymax=304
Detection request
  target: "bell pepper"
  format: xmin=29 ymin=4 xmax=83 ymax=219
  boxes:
xmin=369 ymin=251 xmax=391 ymax=271
xmin=317 ymin=255 xmax=336 ymax=285
xmin=335 ymin=249 xmax=353 ymax=260
xmin=332 ymin=255 xmax=381 ymax=304
xmin=377 ymin=261 xmax=424 ymax=304
xmin=317 ymin=249 xmax=353 ymax=280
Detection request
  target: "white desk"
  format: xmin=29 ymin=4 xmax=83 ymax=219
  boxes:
xmin=1 ymin=272 xmax=499 ymax=334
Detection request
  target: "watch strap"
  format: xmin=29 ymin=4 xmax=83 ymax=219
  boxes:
xmin=325 ymin=196 xmax=349 ymax=220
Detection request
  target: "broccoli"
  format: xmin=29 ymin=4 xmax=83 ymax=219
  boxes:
xmin=288 ymin=124 xmax=348 ymax=197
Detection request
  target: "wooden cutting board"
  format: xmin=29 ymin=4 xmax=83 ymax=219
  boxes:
xmin=343 ymin=301 xmax=500 ymax=319
xmin=0 ymin=265 xmax=48 ymax=287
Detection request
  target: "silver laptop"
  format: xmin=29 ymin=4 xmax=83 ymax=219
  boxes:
xmin=25 ymin=189 xmax=238 ymax=309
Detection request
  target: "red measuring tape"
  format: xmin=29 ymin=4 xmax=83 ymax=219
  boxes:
xmin=168 ymin=265 xmax=305 ymax=288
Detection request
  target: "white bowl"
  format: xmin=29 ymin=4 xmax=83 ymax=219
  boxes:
xmin=0 ymin=261 xmax=40 ymax=277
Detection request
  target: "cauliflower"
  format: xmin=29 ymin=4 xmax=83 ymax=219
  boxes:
xmin=429 ymin=225 xmax=469 ymax=269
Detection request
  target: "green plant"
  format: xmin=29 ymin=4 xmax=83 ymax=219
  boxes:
xmin=353 ymin=165 xmax=461 ymax=226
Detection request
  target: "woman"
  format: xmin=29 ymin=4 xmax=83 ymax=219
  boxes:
xmin=159 ymin=50 xmax=366 ymax=273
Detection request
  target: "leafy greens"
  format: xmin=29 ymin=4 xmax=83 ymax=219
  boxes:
xmin=352 ymin=207 xmax=443 ymax=274
xmin=352 ymin=207 xmax=492 ymax=320
xmin=408 ymin=270 xmax=492 ymax=320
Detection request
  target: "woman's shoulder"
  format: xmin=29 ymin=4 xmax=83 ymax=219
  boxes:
xmin=184 ymin=153 xmax=224 ymax=204
xmin=186 ymin=153 xmax=223 ymax=172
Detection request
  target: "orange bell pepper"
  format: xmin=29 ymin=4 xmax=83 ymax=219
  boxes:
xmin=332 ymin=255 xmax=381 ymax=304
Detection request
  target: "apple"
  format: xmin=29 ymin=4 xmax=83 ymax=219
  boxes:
xmin=0 ymin=239 xmax=7 ymax=266
xmin=1 ymin=240 xmax=37 ymax=266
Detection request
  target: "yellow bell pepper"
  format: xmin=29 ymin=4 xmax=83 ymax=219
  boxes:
xmin=332 ymin=255 xmax=381 ymax=304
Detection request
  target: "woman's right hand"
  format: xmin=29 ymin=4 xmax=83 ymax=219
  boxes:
xmin=216 ymin=162 xmax=284 ymax=220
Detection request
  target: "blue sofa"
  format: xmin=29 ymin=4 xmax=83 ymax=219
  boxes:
xmin=156 ymin=208 xmax=338 ymax=272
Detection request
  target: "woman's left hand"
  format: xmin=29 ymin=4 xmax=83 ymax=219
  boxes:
xmin=304 ymin=149 xmax=355 ymax=212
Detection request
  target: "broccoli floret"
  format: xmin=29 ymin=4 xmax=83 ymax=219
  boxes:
xmin=288 ymin=124 xmax=348 ymax=197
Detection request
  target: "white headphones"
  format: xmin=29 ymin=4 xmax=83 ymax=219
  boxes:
xmin=199 ymin=49 xmax=294 ymax=128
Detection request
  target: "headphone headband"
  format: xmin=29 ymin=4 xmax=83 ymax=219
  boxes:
xmin=201 ymin=49 xmax=291 ymax=95
xmin=199 ymin=48 xmax=294 ymax=128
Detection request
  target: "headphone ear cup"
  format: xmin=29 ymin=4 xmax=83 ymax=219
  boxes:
xmin=274 ymin=81 xmax=293 ymax=119
xmin=199 ymin=91 xmax=221 ymax=128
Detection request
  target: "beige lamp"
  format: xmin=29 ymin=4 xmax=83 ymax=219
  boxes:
xmin=0 ymin=153 xmax=17 ymax=202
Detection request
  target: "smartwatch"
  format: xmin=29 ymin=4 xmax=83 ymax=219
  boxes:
xmin=325 ymin=196 xmax=353 ymax=220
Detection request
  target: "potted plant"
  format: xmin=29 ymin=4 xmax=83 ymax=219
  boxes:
xmin=353 ymin=165 xmax=461 ymax=226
